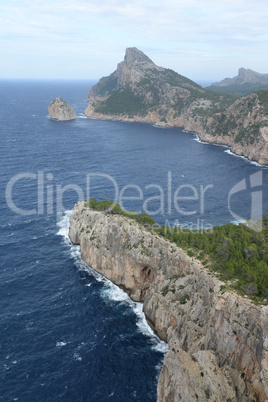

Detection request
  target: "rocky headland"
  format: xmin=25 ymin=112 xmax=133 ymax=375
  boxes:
xmin=84 ymin=48 xmax=268 ymax=165
xmin=69 ymin=201 xmax=268 ymax=401
xmin=48 ymin=97 xmax=77 ymax=121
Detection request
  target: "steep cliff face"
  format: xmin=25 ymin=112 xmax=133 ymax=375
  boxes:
xmin=69 ymin=202 xmax=268 ymax=401
xmin=188 ymin=92 xmax=268 ymax=165
xmin=84 ymin=48 xmax=268 ymax=165
xmin=48 ymin=97 xmax=77 ymax=121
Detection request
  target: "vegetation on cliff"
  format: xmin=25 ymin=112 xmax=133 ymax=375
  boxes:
xmin=159 ymin=214 xmax=268 ymax=301
xmin=85 ymin=198 xmax=155 ymax=226
xmin=84 ymin=198 xmax=268 ymax=301
xmin=95 ymin=88 xmax=147 ymax=116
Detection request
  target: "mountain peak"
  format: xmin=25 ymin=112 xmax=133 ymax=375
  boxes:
xmin=124 ymin=47 xmax=155 ymax=66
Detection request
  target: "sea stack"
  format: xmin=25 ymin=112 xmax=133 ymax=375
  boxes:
xmin=48 ymin=97 xmax=77 ymax=121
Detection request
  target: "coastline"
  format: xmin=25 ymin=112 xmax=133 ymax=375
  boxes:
xmin=69 ymin=203 xmax=268 ymax=401
xmin=83 ymin=107 xmax=268 ymax=167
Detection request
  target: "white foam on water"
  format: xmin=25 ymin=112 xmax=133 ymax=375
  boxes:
xmin=77 ymin=114 xmax=87 ymax=119
xmin=56 ymin=342 xmax=67 ymax=347
xmin=192 ymin=133 xmax=209 ymax=144
xmin=224 ymin=149 xmax=266 ymax=167
xmin=56 ymin=210 xmax=73 ymax=242
xmin=73 ymin=352 xmax=82 ymax=361
xmin=133 ymin=303 xmax=168 ymax=353
xmin=231 ymin=219 xmax=247 ymax=225
xmin=190 ymin=133 xmax=267 ymax=167
xmin=101 ymin=281 xmax=130 ymax=303
xmin=153 ymin=125 xmax=168 ymax=129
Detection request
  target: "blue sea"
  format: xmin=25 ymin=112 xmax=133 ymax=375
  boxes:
xmin=0 ymin=80 xmax=267 ymax=401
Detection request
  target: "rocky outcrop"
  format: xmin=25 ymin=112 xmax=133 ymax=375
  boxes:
xmin=48 ymin=97 xmax=77 ymax=121
xmin=212 ymin=68 xmax=268 ymax=87
xmin=69 ymin=201 xmax=268 ymax=401
xmin=84 ymin=48 xmax=268 ymax=165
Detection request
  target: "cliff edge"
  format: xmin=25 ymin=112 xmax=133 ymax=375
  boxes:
xmin=48 ymin=97 xmax=77 ymax=121
xmin=69 ymin=201 xmax=268 ymax=401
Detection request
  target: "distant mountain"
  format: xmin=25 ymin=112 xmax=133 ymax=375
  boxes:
xmin=84 ymin=48 xmax=268 ymax=165
xmin=207 ymin=68 xmax=268 ymax=96
xmin=212 ymin=68 xmax=268 ymax=87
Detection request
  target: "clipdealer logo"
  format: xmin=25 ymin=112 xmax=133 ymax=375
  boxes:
xmin=228 ymin=171 xmax=263 ymax=231
xmin=5 ymin=170 xmax=264 ymax=231
xmin=5 ymin=171 xmax=213 ymax=224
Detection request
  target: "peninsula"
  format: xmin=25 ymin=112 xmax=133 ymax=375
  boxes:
xmin=84 ymin=48 xmax=268 ymax=165
xmin=69 ymin=201 xmax=268 ymax=401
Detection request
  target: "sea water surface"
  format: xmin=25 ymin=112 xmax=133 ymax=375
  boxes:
xmin=0 ymin=80 xmax=267 ymax=401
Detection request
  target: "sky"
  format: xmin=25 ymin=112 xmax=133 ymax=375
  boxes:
xmin=0 ymin=0 xmax=267 ymax=82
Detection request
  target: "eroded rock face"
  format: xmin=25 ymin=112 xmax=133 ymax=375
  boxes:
xmin=48 ymin=97 xmax=77 ymax=121
xmin=69 ymin=202 xmax=268 ymax=401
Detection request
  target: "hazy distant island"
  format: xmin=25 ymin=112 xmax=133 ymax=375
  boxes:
xmin=48 ymin=97 xmax=77 ymax=121
xmin=208 ymin=68 xmax=268 ymax=96
xmin=84 ymin=47 xmax=268 ymax=165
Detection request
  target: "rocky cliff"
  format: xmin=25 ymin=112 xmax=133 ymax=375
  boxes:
xmin=69 ymin=201 xmax=268 ymax=401
xmin=48 ymin=97 xmax=77 ymax=121
xmin=84 ymin=48 xmax=268 ymax=165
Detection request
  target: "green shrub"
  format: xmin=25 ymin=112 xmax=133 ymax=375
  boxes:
xmin=161 ymin=285 xmax=170 ymax=296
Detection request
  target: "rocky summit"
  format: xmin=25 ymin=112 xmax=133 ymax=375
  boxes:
xmin=48 ymin=97 xmax=77 ymax=121
xmin=84 ymin=48 xmax=268 ymax=165
xmin=69 ymin=202 xmax=268 ymax=401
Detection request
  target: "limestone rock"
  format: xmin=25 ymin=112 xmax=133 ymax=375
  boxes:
xmin=48 ymin=97 xmax=77 ymax=121
xmin=69 ymin=202 xmax=268 ymax=401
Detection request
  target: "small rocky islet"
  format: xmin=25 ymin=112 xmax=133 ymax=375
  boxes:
xmin=48 ymin=97 xmax=77 ymax=121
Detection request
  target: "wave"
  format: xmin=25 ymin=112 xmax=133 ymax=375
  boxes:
xmin=153 ymin=125 xmax=168 ymax=129
xmin=192 ymin=133 xmax=209 ymax=144
xmin=231 ymin=219 xmax=247 ymax=225
xmin=57 ymin=211 xmax=168 ymax=356
xmin=102 ymin=282 xmax=168 ymax=353
xmin=224 ymin=149 xmax=266 ymax=167
xmin=132 ymin=303 xmax=168 ymax=353
xmin=56 ymin=341 xmax=67 ymax=347
xmin=192 ymin=133 xmax=230 ymax=147
xmin=56 ymin=210 xmax=72 ymax=242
